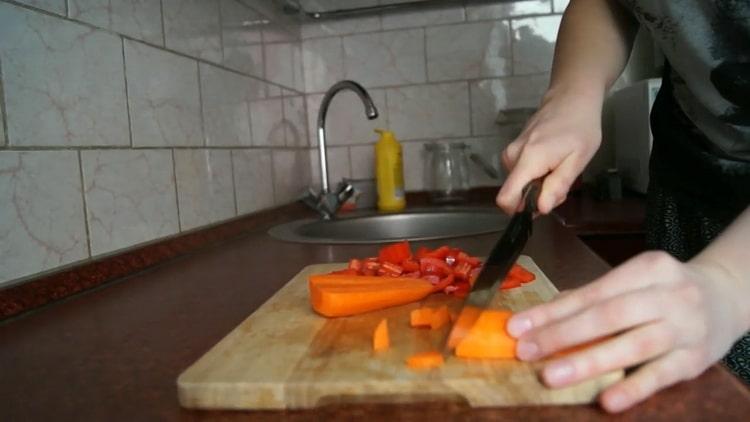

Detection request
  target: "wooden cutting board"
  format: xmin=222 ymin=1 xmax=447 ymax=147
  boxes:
xmin=177 ymin=256 xmax=622 ymax=410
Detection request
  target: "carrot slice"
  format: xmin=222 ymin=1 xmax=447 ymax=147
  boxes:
xmin=406 ymin=351 xmax=444 ymax=369
xmin=445 ymin=306 xmax=482 ymax=350
xmin=373 ymin=318 xmax=389 ymax=352
xmin=410 ymin=308 xmax=434 ymax=327
xmin=455 ymin=310 xmax=516 ymax=359
xmin=430 ymin=305 xmax=451 ymax=330
xmin=308 ymin=275 xmax=434 ymax=317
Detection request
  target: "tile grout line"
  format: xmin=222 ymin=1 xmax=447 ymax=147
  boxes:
xmin=159 ymin=0 xmax=166 ymax=47
xmin=0 ymin=58 xmax=9 ymax=147
xmin=120 ymin=37 xmax=135 ymax=148
xmin=0 ymin=144 xmax=319 ymax=151
xmin=422 ymin=27 xmax=429 ymax=83
xmin=298 ymin=11 xmax=561 ymax=41
xmin=196 ymin=62 xmax=207 ymax=147
xmin=269 ymin=148 xmax=278 ymax=205
xmin=467 ymin=77 xmax=474 ymax=137
xmin=229 ymin=149 xmax=239 ymax=217
xmin=303 ymin=71 xmax=551 ymax=95
xmin=508 ymin=18 xmax=516 ymax=76
xmin=76 ymin=150 xmax=93 ymax=258
xmin=170 ymin=148 xmax=183 ymax=233
xmin=216 ymin=0 xmax=225 ymax=64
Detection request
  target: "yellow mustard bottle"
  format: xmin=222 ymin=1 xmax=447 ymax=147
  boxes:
xmin=374 ymin=129 xmax=406 ymax=212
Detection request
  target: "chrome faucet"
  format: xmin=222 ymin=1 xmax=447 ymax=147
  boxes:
xmin=302 ymin=81 xmax=378 ymax=219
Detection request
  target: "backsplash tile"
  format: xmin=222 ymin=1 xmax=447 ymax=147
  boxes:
xmin=0 ymin=3 xmax=129 ymax=147
xmin=199 ymin=63 xmax=257 ymax=147
xmin=426 ymin=21 xmax=511 ymax=82
xmin=162 ymin=0 xmax=222 ymax=62
xmin=349 ymin=144 xmax=375 ymax=180
xmin=220 ymin=0 xmax=264 ymax=77
xmin=81 ymin=149 xmax=179 ymax=256
xmin=305 ymin=88 xmax=388 ymax=146
xmin=302 ymin=37 xmax=344 ymax=93
xmin=466 ymin=0 xmax=552 ymax=20
xmin=0 ymin=151 xmax=88 ymax=285
xmin=264 ymin=42 xmax=297 ymax=89
xmin=124 ymin=40 xmax=203 ymax=147
xmin=386 ymin=82 xmax=470 ymax=140
xmin=301 ymin=15 xmax=381 ymax=39
xmin=283 ymin=95 xmax=309 ymax=147
xmin=402 ymin=140 xmax=429 ymax=191
xmin=232 ymin=149 xmax=275 ymax=213
xmin=68 ymin=0 xmax=164 ymax=45
xmin=174 ymin=149 xmax=236 ymax=231
xmin=470 ymin=74 xmax=549 ymax=136
xmin=249 ymin=96 xmax=285 ymax=147
xmin=512 ymin=15 xmax=561 ymax=75
xmin=272 ymin=149 xmax=310 ymax=204
xmin=343 ymin=29 xmax=426 ymax=87
xmin=381 ymin=5 xmax=464 ymax=30
xmin=14 ymin=0 xmax=65 ymax=15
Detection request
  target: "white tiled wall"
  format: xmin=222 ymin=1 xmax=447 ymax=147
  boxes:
xmin=0 ymin=0 xmax=563 ymax=286
xmin=0 ymin=0 xmax=308 ymax=286
xmin=300 ymin=1 xmax=561 ymax=192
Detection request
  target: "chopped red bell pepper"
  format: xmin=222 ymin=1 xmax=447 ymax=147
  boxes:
xmin=457 ymin=252 xmax=481 ymax=267
xmin=424 ymin=246 xmax=451 ymax=260
xmin=419 ymin=257 xmax=452 ymax=277
xmin=453 ymin=261 xmax=473 ymax=280
xmin=402 ymin=258 xmax=420 ymax=272
xmin=422 ymin=274 xmax=441 ymax=285
xmin=378 ymin=240 xmax=412 ymax=265
xmin=432 ymin=274 xmax=454 ymax=292
xmin=500 ymin=276 xmax=523 ymax=290
xmin=364 ymin=260 xmax=381 ymax=272
xmin=380 ymin=261 xmax=403 ymax=276
xmin=402 ymin=271 xmax=421 ymax=278
xmin=415 ymin=246 xmax=431 ymax=260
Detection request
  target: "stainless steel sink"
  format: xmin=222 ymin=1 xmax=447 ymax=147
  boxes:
xmin=268 ymin=208 xmax=509 ymax=244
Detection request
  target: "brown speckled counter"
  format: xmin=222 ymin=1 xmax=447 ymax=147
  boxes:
xmin=1 ymin=205 xmax=748 ymax=421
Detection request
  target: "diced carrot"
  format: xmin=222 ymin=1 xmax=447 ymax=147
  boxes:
xmin=455 ymin=310 xmax=516 ymax=359
xmin=446 ymin=306 xmax=482 ymax=350
xmin=308 ymin=275 xmax=434 ymax=317
xmin=373 ymin=318 xmax=389 ymax=352
xmin=406 ymin=351 xmax=444 ymax=369
xmin=430 ymin=305 xmax=451 ymax=330
xmin=410 ymin=307 xmax=434 ymax=327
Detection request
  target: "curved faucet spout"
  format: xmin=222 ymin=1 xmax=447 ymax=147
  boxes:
xmin=316 ymin=80 xmax=379 ymax=193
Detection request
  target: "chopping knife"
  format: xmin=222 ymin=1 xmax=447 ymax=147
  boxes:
xmin=445 ymin=179 xmax=542 ymax=349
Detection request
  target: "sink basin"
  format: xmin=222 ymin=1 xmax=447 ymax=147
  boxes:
xmin=268 ymin=208 xmax=509 ymax=244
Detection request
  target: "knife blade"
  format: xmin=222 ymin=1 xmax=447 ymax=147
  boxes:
xmin=445 ymin=179 xmax=541 ymax=349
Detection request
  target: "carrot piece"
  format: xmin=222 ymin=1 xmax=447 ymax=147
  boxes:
xmin=455 ymin=310 xmax=516 ymax=359
xmin=410 ymin=308 xmax=434 ymax=327
xmin=308 ymin=275 xmax=434 ymax=317
xmin=430 ymin=305 xmax=451 ymax=330
xmin=373 ymin=318 xmax=390 ymax=352
xmin=406 ymin=351 xmax=444 ymax=369
xmin=446 ymin=306 xmax=482 ymax=350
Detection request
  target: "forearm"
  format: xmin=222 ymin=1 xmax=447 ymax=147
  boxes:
xmin=691 ymin=207 xmax=750 ymax=330
xmin=547 ymin=0 xmax=639 ymax=101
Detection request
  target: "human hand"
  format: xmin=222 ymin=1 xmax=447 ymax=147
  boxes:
xmin=506 ymin=251 xmax=749 ymax=412
xmin=496 ymin=88 xmax=603 ymax=214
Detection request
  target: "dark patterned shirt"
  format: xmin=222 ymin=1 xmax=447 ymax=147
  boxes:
xmin=620 ymin=0 xmax=750 ymax=161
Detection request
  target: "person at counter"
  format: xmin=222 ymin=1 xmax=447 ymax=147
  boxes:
xmin=495 ymin=0 xmax=750 ymax=413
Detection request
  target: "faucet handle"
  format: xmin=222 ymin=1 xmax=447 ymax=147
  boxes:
xmin=335 ymin=180 xmax=355 ymax=204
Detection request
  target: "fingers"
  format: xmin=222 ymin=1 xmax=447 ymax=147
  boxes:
xmin=599 ymin=350 xmax=697 ymax=413
xmin=507 ymin=251 xmax=678 ymax=338
xmin=501 ymin=139 xmax=523 ymax=171
xmin=540 ymin=322 xmax=675 ymax=388
xmin=537 ymin=155 xmax=581 ymax=214
xmin=517 ymin=287 xmax=667 ymax=361
xmin=496 ymin=147 xmax=550 ymax=214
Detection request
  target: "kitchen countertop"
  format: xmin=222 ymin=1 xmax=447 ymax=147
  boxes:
xmin=1 ymin=205 xmax=748 ymax=421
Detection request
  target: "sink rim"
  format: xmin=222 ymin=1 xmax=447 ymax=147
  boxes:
xmin=268 ymin=207 xmax=508 ymax=244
